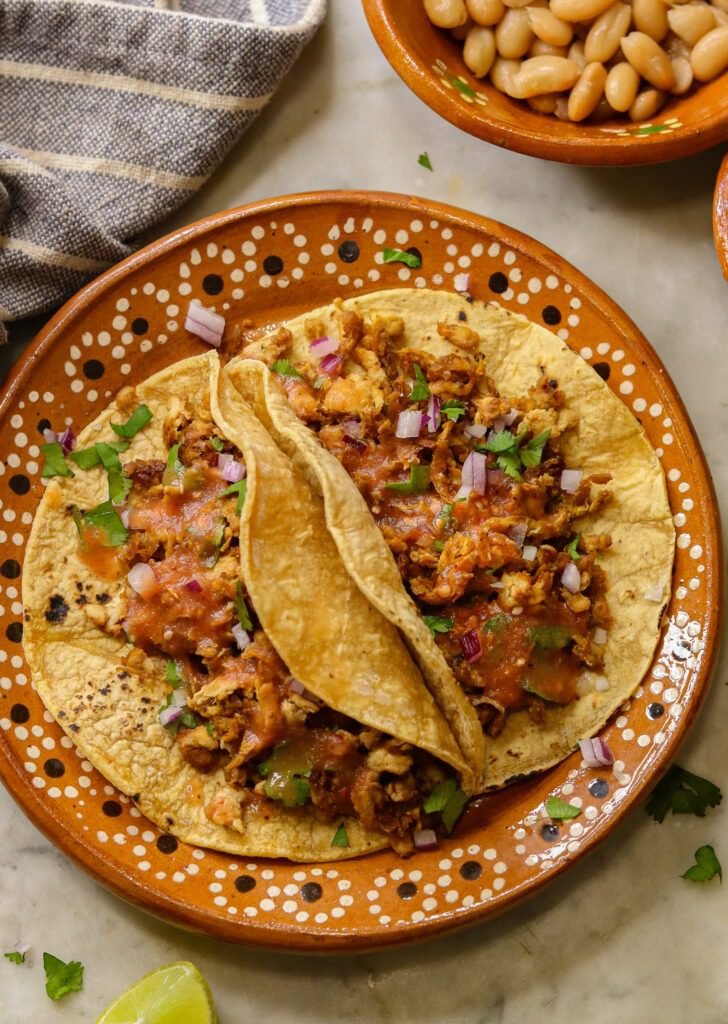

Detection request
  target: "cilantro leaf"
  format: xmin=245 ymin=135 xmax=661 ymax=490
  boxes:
xmin=437 ymin=502 xmax=454 ymax=531
xmin=110 ymin=404 xmax=153 ymax=438
xmin=423 ymin=615 xmax=454 ymax=636
xmin=179 ymin=710 xmax=197 ymax=729
xmin=162 ymin=443 xmax=184 ymax=486
xmin=646 ymin=765 xmax=722 ymax=823
xmin=209 ymin=436 xmax=225 ymax=452
xmin=440 ymin=400 xmax=466 ymax=422
xmin=165 ymin=660 xmax=183 ymax=687
xmin=530 ymin=624 xmax=571 ymax=649
xmin=433 ymin=539 xmax=445 ymax=552
xmin=484 ymin=613 xmax=509 ymax=633
xmin=221 ymin=478 xmax=247 ymax=514
xmin=272 ymin=359 xmax=301 ymax=379
xmin=80 ymin=501 xmax=129 ymax=547
xmin=520 ymin=429 xmax=550 ymax=468
xmin=331 ymin=822 xmax=349 ymax=848
xmin=409 ymin=364 xmax=430 ymax=402
xmin=41 ymin=441 xmax=73 ymax=479
xmin=479 ymin=430 xmax=523 ymax=480
xmin=382 ymin=248 xmax=421 ymax=269
xmin=43 ymin=953 xmax=84 ymax=1001
xmin=234 ymin=581 xmax=253 ymax=631
xmin=545 ymin=796 xmax=581 ymax=820
xmin=423 ymin=778 xmax=468 ymax=834
xmin=70 ymin=440 xmax=130 ymax=469
xmin=385 ymin=465 xmax=430 ymax=494
xmin=566 ymin=535 xmax=581 ymax=561
xmin=4 ymin=951 xmax=25 ymax=964
xmin=206 ymin=721 xmax=215 ymax=737
xmin=682 ymin=845 xmax=722 ymax=883
xmin=96 ymin=443 xmax=131 ymax=505
xmin=418 ymin=152 xmax=433 ymax=171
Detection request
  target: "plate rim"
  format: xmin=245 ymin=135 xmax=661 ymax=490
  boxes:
xmin=0 ymin=189 xmax=723 ymax=952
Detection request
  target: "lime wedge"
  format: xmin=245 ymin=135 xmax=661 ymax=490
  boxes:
xmin=96 ymin=961 xmax=217 ymax=1024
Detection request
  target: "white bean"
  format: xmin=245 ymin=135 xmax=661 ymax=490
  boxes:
xmin=509 ymin=54 xmax=581 ymax=94
xmin=490 ymin=55 xmax=524 ymax=93
xmin=530 ymin=37 xmax=570 ymax=53
xmin=452 ymin=17 xmax=475 ymax=39
xmin=632 ymin=0 xmax=669 ymax=41
xmin=527 ymin=6 xmax=574 ymax=44
xmin=424 ymin=0 xmax=469 ymax=28
xmin=584 ymin=3 xmax=632 ymax=63
xmin=711 ymin=0 xmax=728 ymax=14
xmin=567 ymin=61 xmax=608 ymax=119
xmin=466 ymin=0 xmax=506 ymax=25
xmin=464 ymin=25 xmax=497 ymax=74
xmin=667 ymin=3 xmax=716 ymax=46
xmin=670 ymin=54 xmax=695 ymax=91
xmin=690 ymin=24 xmax=728 ymax=78
xmin=628 ymin=87 xmax=667 ymax=119
xmin=528 ymin=93 xmax=560 ymax=110
xmin=621 ymin=31 xmax=676 ymax=89
xmin=496 ymin=8 xmax=535 ymax=56
xmin=568 ymin=39 xmax=588 ymax=68
xmin=605 ymin=60 xmax=641 ymax=108
xmin=550 ymin=0 xmax=616 ymax=23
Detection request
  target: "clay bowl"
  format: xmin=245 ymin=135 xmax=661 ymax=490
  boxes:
xmin=362 ymin=0 xmax=728 ymax=166
xmin=713 ymin=151 xmax=728 ymax=279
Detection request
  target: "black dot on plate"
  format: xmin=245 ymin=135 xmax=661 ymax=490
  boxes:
xmin=83 ymin=359 xmax=105 ymax=381
xmin=234 ymin=874 xmax=257 ymax=894
xmin=647 ymin=702 xmax=665 ymax=720
xmin=540 ymin=823 xmax=560 ymax=842
xmin=406 ymin=246 xmax=423 ymax=264
xmin=9 ymin=474 xmax=30 ymax=496
xmin=102 ymin=800 xmax=122 ymax=817
xmin=263 ymin=255 xmax=284 ymax=276
xmin=338 ymin=240 xmax=359 ymax=263
xmin=459 ymin=861 xmax=482 ymax=881
xmin=5 ymin=622 xmax=22 ymax=643
xmin=37 ymin=418 xmax=51 ymax=436
xmin=588 ymin=778 xmax=610 ymax=799
xmin=300 ymin=882 xmax=323 ymax=903
xmin=542 ymin=305 xmax=562 ymax=326
xmin=202 ymin=273 xmax=224 ymax=295
xmin=592 ymin=361 xmax=610 ymax=381
xmin=43 ymin=758 xmax=65 ymax=778
xmin=488 ymin=272 xmax=508 ymax=294
xmin=131 ymin=317 xmax=149 ymax=336
xmin=397 ymin=882 xmax=418 ymax=900
xmin=156 ymin=834 xmax=178 ymax=854
xmin=10 ymin=703 xmax=29 ymax=724
xmin=1 ymin=559 xmax=20 ymax=579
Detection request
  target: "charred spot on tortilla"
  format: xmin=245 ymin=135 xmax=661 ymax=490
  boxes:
xmin=95 ymin=592 xmax=111 ymax=605
xmin=45 ymin=594 xmax=69 ymax=624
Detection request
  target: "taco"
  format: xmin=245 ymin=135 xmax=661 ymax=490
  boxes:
xmin=229 ymin=288 xmax=675 ymax=789
xmin=23 ymin=350 xmax=480 ymax=861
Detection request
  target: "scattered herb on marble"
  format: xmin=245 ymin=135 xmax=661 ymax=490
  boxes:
xmin=4 ymin=951 xmax=25 ymax=965
xmin=646 ymin=765 xmax=722 ymax=823
xmin=382 ymin=248 xmax=421 ymax=269
xmin=43 ymin=953 xmax=84 ymax=1001
xmin=682 ymin=845 xmax=722 ymax=883
xmin=418 ymin=152 xmax=433 ymax=171
xmin=545 ymin=796 xmax=581 ymax=820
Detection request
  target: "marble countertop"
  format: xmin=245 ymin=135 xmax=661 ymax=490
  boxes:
xmin=2 ymin=4 xmax=727 ymax=1021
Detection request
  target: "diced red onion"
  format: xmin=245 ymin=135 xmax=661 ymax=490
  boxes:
xmin=464 ymin=423 xmax=487 ymax=439
xmin=594 ymin=627 xmax=608 ymax=645
xmin=218 ymin=453 xmax=246 ymax=482
xmin=127 ymin=562 xmax=158 ymax=599
xmin=43 ymin=428 xmax=61 ymax=444
xmin=120 ymin=508 xmax=131 ymax=528
xmin=488 ymin=468 xmax=506 ymax=485
xmin=460 ymin=629 xmax=482 ymax=663
xmin=289 ymin=678 xmax=305 ymax=695
xmin=493 ymin=410 xmax=518 ymax=434
xmin=59 ymin=425 xmax=76 ymax=452
xmin=343 ymin=434 xmax=367 ymax=453
xmin=186 ymin=300 xmax=225 ymax=348
xmin=461 ymin=451 xmax=487 ymax=495
xmin=560 ymin=469 xmax=583 ymax=494
xmin=341 ymin=419 xmax=361 ymax=437
xmin=170 ymin=688 xmax=188 ymax=709
xmin=454 ymin=272 xmax=470 ymax=293
xmin=13 ymin=942 xmax=30 ymax=956
xmin=309 ymin=335 xmax=339 ymax=358
xmin=413 ymin=828 xmax=439 ymax=851
xmin=423 ymin=395 xmax=440 ymax=433
xmin=579 ymin=736 xmax=614 ymax=768
xmin=522 ymin=544 xmax=538 ymax=561
xmin=489 ymin=580 xmax=504 ymax=590
xmin=454 ymin=484 xmax=472 ymax=502
xmin=509 ymin=522 xmax=527 ymax=549
xmin=232 ymin=622 xmax=251 ymax=651
xmin=319 ymin=353 xmax=342 ymax=377
xmin=159 ymin=704 xmax=183 ymax=727
xmin=184 ymin=578 xmax=203 ymax=593
xmin=561 ymin=562 xmax=581 ymax=593
xmin=396 ymin=409 xmax=423 ymax=439
xmin=644 ymin=583 xmax=664 ymax=603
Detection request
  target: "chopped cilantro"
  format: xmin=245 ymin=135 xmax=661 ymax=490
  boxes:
xmin=179 ymin=710 xmax=197 ymax=729
xmin=433 ymin=539 xmax=445 ymax=552
xmin=545 ymin=796 xmax=581 ymax=820
xmin=221 ymin=478 xmax=247 ymax=514
xmin=43 ymin=953 xmax=84 ymax=1002
xmin=70 ymin=439 xmax=130 ymax=469
xmin=484 ymin=613 xmax=509 ymax=633
xmin=80 ymin=500 xmax=128 ymax=547
xmin=272 ymin=359 xmax=301 ymax=379
xmin=566 ymin=535 xmax=581 ymax=561
xmin=423 ymin=778 xmax=468 ymax=834
xmin=682 ymin=845 xmax=722 ymax=883
xmin=479 ymin=428 xmax=550 ymax=480
xmin=4 ymin=951 xmax=25 ymax=964
xmin=162 ymin=443 xmax=184 ymax=486
xmin=437 ymin=502 xmax=454 ymax=531
xmin=440 ymin=400 xmax=466 ymax=422
xmin=441 ymin=787 xmax=468 ymax=835
xmin=382 ymin=248 xmax=421 ymax=268
xmin=409 ymin=363 xmax=430 ymax=402
xmin=234 ymin=581 xmax=253 ymax=631
xmin=110 ymin=404 xmax=153 ymax=439
xmin=96 ymin=442 xmax=131 ymax=505
xmin=331 ymin=822 xmax=349 ymax=848
xmin=646 ymin=765 xmax=722 ymax=823
xmin=209 ymin=436 xmax=225 ymax=452
xmin=206 ymin=721 xmax=215 ymax=737
xmin=385 ymin=464 xmax=430 ymax=494
xmin=165 ymin=660 xmax=183 ymax=687
xmin=423 ymin=615 xmax=453 ymax=636
xmin=418 ymin=152 xmax=433 ymax=171
xmin=520 ymin=429 xmax=551 ymax=468
xmin=530 ymin=624 xmax=571 ymax=649
xmin=41 ymin=441 xmax=73 ymax=479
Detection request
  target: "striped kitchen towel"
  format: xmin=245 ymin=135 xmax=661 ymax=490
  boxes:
xmin=0 ymin=0 xmax=325 ymax=341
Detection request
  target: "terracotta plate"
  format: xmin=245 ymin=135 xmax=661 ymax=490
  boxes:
xmin=713 ymin=153 xmax=728 ymax=281
xmin=0 ymin=192 xmax=721 ymax=952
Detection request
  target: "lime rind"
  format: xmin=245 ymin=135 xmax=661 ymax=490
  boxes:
xmin=96 ymin=961 xmax=217 ymax=1024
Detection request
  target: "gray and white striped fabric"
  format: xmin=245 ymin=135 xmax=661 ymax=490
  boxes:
xmin=0 ymin=0 xmax=326 ymax=341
